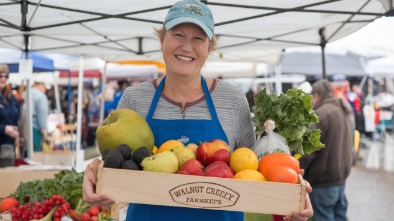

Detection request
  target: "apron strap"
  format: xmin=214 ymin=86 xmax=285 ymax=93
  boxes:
xmin=146 ymin=75 xmax=219 ymax=122
xmin=201 ymin=76 xmax=220 ymax=122
xmin=147 ymin=76 xmax=166 ymax=119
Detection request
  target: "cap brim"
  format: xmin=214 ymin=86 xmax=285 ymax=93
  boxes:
xmin=165 ymin=17 xmax=213 ymax=40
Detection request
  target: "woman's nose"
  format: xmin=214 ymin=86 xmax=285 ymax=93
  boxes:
xmin=180 ymin=39 xmax=193 ymax=51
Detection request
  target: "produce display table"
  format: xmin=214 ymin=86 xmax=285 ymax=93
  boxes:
xmin=32 ymin=150 xmax=76 ymax=167
xmin=0 ymin=166 xmax=69 ymax=199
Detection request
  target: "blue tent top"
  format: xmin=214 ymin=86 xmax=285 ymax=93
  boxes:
xmin=2 ymin=51 xmax=54 ymax=73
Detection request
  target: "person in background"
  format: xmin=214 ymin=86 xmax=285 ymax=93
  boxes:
xmin=82 ymin=1 xmax=313 ymax=221
xmin=245 ymin=87 xmax=255 ymax=113
xmin=0 ymin=64 xmax=20 ymax=167
xmin=299 ymin=79 xmax=353 ymax=221
xmin=112 ymin=79 xmax=129 ymax=109
xmin=30 ymin=80 xmax=49 ymax=152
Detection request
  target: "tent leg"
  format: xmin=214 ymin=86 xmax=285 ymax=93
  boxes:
xmin=75 ymin=56 xmax=85 ymax=171
xmin=319 ymin=28 xmax=327 ymax=79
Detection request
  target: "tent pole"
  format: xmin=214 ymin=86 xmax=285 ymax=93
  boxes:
xmin=275 ymin=63 xmax=282 ymax=95
xmin=319 ymin=28 xmax=327 ymax=80
xmin=22 ymin=35 xmax=35 ymax=162
xmin=53 ymin=71 xmax=62 ymax=123
xmin=99 ymin=62 xmax=108 ymax=124
xmin=75 ymin=56 xmax=85 ymax=171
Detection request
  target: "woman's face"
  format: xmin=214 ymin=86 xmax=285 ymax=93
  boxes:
xmin=0 ymin=73 xmax=8 ymax=90
xmin=161 ymin=23 xmax=209 ymax=77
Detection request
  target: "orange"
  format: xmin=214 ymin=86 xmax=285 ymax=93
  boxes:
xmin=229 ymin=147 xmax=259 ymax=174
xmin=152 ymin=146 xmax=159 ymax=154
xmin=258 ymin=152 xmax=300 ymax=178
xmin=158 ymin=140 xmax=184 ymax=153
xmin=266 ymin=166 xmax=298 ymax=184
xmin=234 ymin=169 xmax=266 ymax=181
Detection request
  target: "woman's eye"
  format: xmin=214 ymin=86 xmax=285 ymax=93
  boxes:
xmin=174 ymin=33 xmax=183 ymax=37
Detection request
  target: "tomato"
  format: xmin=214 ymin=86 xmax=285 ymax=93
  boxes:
xmin=80 ymin=212 xmax=91 ymax=221
xmin=90 ymin=216 xmax=99 ymax=221
xmin=0 ymin=197 xmax=19 ymax=213
xmin=89 ymin=206 xmax=100 ymax=217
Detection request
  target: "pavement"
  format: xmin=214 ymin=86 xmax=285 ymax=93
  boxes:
xmin=346 ymin=146 xmax=394 ymax=221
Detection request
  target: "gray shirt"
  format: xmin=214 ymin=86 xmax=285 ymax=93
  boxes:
xmin=118 ymin=79 xmax=256 ymax=151
xmin=29 ymin=88 xmax=49 ymax=130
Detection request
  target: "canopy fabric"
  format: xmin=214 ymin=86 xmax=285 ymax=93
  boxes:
xmin=115 ymin=60 xmax=166 ymax=74
xmin=0 ymin=50 xmax=54 ymax=72
xmin=61 ymin=58 xmax=159 ymax=79
xmin=0 ymin=0 xmax=391 ymax=63
xmin=275 ymin=51 xmax=369 ymax=77
xmin=368 ymin=55 xmax=394 ymax=76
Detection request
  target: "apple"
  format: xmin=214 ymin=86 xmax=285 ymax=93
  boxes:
xmin=204 ymin=161 xmax=234 ymax=178
xmin=196 ymin=139 xmax=230 ymax=166
xmin=210 ymin=139 xmax=231 ymax=152
xmin=185 ymin=143 xmax=198 ymax=155
xmin=96 ymin=108 xmax=155 ymax=154
xmin=212 ymin=149 xmax=230 ymax=164
xmin=177 ymin=159 xmax=204 ymax=176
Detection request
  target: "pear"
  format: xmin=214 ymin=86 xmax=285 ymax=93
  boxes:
xmin=171 ymin=146 xmax=196 ymax=169
xmin=141 ymin=151 xmax=179 ymax=174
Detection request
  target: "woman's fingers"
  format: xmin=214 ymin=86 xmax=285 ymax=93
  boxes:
xmin=82 ymin=159 xmax=115 ymax=207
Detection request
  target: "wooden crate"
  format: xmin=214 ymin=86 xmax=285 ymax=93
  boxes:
xmin=96 ymin=162 xmax=306 ymax=215
xmin=0 ymin=168 xmax=61 ymax=198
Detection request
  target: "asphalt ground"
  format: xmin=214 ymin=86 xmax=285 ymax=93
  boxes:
xmin=346 ymin=146 xmax=394 ymax=221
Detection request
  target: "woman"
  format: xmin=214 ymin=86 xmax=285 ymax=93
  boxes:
xmin=83 ymin=1 xmax=313 ymax=220
xmin=0 ymin=64 xmax=20 ymax=167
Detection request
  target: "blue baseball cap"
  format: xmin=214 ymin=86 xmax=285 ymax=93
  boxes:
xmin=164 ymin=0 xmax=214 ymax=40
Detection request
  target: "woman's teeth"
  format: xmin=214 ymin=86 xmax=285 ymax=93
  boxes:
xmin=176 ymin=55 xmax=193 ymax=61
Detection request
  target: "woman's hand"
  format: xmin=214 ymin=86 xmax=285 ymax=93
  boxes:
xmin=83 ymin=158 xmax=115 ymax=207
xmin=283 ymin=193 xmax=313 ymax=221
xmin=5 ymin=125 xmax=19 ymax=139
xmin=282 ymin=169 xmax=313 ymax=221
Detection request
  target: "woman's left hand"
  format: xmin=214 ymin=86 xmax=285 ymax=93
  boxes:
xmin=283 ymin=193 xmax=313 ymax=221
xmin=283 ymin=169 xmax=313 ymax=221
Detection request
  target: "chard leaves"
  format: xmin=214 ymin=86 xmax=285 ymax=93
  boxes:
xmin=253 ymin=88 xmax=324 ymax=155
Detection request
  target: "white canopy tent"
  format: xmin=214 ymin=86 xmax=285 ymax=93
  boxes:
xmin=368 ymin=55 xmax=394 ymax=76
xmin=0 ymin=0 xmax=392 ymax=170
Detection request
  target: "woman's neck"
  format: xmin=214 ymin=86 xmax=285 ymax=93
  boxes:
xmin=161 ymin=75 xmax=205 ymax=105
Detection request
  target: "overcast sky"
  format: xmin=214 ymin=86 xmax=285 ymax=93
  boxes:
xmin=288 ymin=16 xmax=394 ymax=58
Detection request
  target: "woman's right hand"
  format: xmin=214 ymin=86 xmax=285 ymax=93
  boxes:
xmin=83 ymin=158 xmax=115 ymax=207
xmin=5 ymin=125 xmax=19 ymax=139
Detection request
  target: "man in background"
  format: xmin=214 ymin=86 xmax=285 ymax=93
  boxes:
xmin=30 ymin=80 xmax=49 ymax=151
xmin=300 ymin=79 xmax=354 ymax=221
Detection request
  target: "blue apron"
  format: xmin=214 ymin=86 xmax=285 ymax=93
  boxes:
xmin=126 ymin=76 xmax=243 ymax=221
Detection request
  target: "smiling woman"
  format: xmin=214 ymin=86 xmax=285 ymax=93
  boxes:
xmin=82 ymin=1 xmax=312 ymax=221
xmin=0 ymin=64 xmax=20 ymax=168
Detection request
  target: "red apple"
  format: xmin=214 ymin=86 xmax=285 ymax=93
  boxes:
xmin=212 ymin=149 xmax=230 ymax=164
xmin=177 ymin=159 xmax=204 ymax=176
xmin=204 ymin=161 xmax=234 ymax=178
xmin=210 ymin=139 xmax=230 ymax=152
xmin=196 ymin=139 xmax=230 ymax=166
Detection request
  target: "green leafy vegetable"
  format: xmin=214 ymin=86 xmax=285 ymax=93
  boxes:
xmin=253 ymin=88 xmax=325 ymax=155
xmin=10 ymin=168 xmax=88 ymax=210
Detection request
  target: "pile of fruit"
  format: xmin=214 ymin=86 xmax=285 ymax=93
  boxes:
xmin=101 ymin=138 xmax=300 ymax=184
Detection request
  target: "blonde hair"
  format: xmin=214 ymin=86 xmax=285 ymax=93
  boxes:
xmin=0 ymin=64 xmax=9 ymax=74
xmin=154 ymin=26 xmax=217 ymax=53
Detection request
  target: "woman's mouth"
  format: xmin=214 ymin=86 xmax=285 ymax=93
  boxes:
xmin=176 ymin=55 xmax=194 ymax=62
